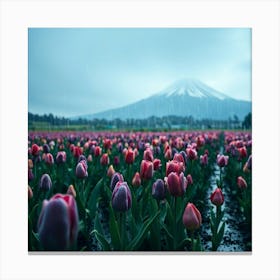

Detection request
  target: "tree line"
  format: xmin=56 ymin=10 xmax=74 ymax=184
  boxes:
xmin=28 ymin=112 xmax=252 ymax=131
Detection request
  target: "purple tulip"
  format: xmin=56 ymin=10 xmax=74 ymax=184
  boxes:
xmin=112 ymin=181 xmax=132 ymax=212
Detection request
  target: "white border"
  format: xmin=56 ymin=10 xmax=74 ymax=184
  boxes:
xmin=0 ymin=0 xmax=279 ymax=280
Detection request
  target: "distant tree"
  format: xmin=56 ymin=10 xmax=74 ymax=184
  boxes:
xmin=242 ymin=113 xmax=252 ymax=129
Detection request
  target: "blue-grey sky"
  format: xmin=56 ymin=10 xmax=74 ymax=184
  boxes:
xmin=28 ymin=28 xmax=251 ymax=117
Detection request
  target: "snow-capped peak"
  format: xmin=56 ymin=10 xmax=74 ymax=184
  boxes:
xmin=157 ymin=78 xmax=231 ymax=100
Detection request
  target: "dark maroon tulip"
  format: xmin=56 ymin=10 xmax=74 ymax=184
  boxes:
xmin=114 ymin=156 xmax=120 ymax=166
xmin=182 ymin=203 xmax=202 ymax=231
xmin=56 ymin=151 xmax=66 ymax=164
xmin=210 ymin=188 xmax=224 ymax=206
xmin=152 ymin=179 xmax=165 ymax=200
xmin=39 ymin=174 xmax=52 ymax=191
xmin=112 ymin=181 xmax=132 ymax=212
xmin=75 ymin=160 xmax=88 ymax=179
xmin=237 ymin=176 xmax=247 ymax=189
xmin=38 ymin=194 xmax=79 ymax=250
xmin=132 ymin=172 xmax=141 ymax=187
xmin=43 ymin=144 xmax=50 ymax=153
xmin=217 ymin=154 xmax=229 ymax=167
xmin=165 ymin=172 xmax=187 ymax=197
xmin=140 ymin=160 xmax=154 ymax=180
xmin=110 ymin=172 xmax=124 ymax=191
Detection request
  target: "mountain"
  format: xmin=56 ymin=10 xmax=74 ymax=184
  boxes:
xmin=76 ymin=79 xmax=251 ymax=120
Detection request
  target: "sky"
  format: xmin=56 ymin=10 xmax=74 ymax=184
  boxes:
xmin=28 ymin=28 xmax=251 ymax=118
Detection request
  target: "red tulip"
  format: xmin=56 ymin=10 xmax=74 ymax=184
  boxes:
xmin=94 ymin=146 xmax=102 ymax=157
xmin=182 ymin=203 xmax=202 ymax=231
xmin=125 ymin=148 xmax=135 ymax=164
xmin=210 ymin=188 xmax=224 ymax=206
xmin=100 ymin=153 xmax=109 ymax=166
xmin=165 ymin=172 xmax=187 ymax=197
xmin=140 ymin=160 xmax=154 ymax=180
xmin=31 ymin=144 xmax=40 ymax=156
xmin=186 ymin=147 xmax=197 ymax=161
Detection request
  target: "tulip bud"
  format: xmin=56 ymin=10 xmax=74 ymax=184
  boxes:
xmin=125 ymin=148 xmax=135 ymax=164
xmin=112 ymin=181 xmax=132 ymax=212
xmin=73 ymin=146 xmax=83 ymax=158
xmin=107 ymin=165 xmax=115 ymax=178
xmin=173 ymin=153 xmax=185 ymax=167
xmin=110 ymin=172 xmax=124 ymax=191
xmin=28 ymin=159 xmax=33 ymax=169
xmin=78 ymin=155 xmax=87 ymax=163
xmin=210 ymin=188 xmax=224 ymax=206
xmin=140 ymin=160 xmax=154 ymax=180
xmin=31 ymin=144 xmax=40 ymax=156
xmin=132 ymin=172 xmax=141 ymax=187
xmin=114 ymin=156 xmax=120 ymax=166
xmin=165 ymin=172 xmax=187 ymax=197
xmin=152 ymin=179 xmax=165 ymax=200
xmin=44 ymin=153 xmax=54 ymax=165
xmin=39 ymin=174 xmax=52 ymax=191
xmin=238 ymin=147 xmax=247 ymax=159
xmin=186 ymin=174 xmax=193 ymax=185
xmin=37 ymin=194 xmax=79 ymax=250
xmin=237 ymin=176 xmax=247 ymax=189
xmin=217 ymin=154 xmax=229 ymax=167
xmin=94 ymin=146 xmax=102 ymax=157
xmin=100 ymin=153 xmax=109 ymax=166
xmin=42 ymin=144 xmax=50 ymax=153
xmin=56 ymin=151 xmax=66 ymax=164
xmin=164 ymin=147 xmax=173 ymax=160
xmin=153 ymin=158 xmax=161 ymax=171
xmin=182 ymin=203 xmax=202 ymax=231
xmin=28 ymin=185 xmax=33 ymax=199
xmin=143 ymin=148 xmax=154 ymax=162
xmin=67 ymin=185 xmax=76 ymax=198
xmin=200 ymin=154 xmax=208 ymax=166
xmin=75 ymin=160 xmax=88 ymax=179
xmin=87 ymin=154 xmax=93 ymax=162
xmin=186 ymin=148 xmax=197 ymax=161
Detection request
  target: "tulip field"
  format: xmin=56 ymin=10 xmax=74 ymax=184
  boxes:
xmin=28 ymin=130 xmax=252 ymax=252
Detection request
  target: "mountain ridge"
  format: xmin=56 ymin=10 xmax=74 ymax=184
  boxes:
xmin=73 ymin=79 xmax=251 ymax=121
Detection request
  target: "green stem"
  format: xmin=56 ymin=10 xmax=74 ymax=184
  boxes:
xmin=190 ymin=230 xmax=195 ymax=251
xmin=173 ymin=196 xmax=177 ymax=250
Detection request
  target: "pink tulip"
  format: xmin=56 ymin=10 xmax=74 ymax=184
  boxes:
xmin=165 ymin=172 xmax=187 ymax=197
xmin=182 ymin=203 xmax=202 ymax=231
xmin=217 ymin=154 xmax=229 ymax=167
xmin=237 ymin=176 xmax=247 ymax=189
xmin=140 ymin=160 xmax=154 ymax=180
xmin=166 ymin=160 xmax=185 ymax=176
xmin=132 ymin=172 xmax=141 ymax=187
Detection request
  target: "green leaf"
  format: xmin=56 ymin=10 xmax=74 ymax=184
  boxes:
xmin=176 ymin=237 xmax=191 ymax=250
xmin=94 ymin=213 xmax=104 ymax=236
xmin=127 ymin=211 xmax=138 ymax=240
xmin=29 ymin=203 xmax=39 ymax=224
xmin=217 ymin=221 xmax=226 ymax=245
xmin=159 ymin=221 xmax=173 ymax=240
xmin=87 ymin=178 xmax=103 ymax=218
xmin=194 ymin=235 xmax=202 ymax=251
xmin=108 ymin=203 xmax=121 ymax=250
xmin=92 ymin=230 xmax=111 ymax=251
xmin=127 ymin=210 xmax=160 ymax=251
